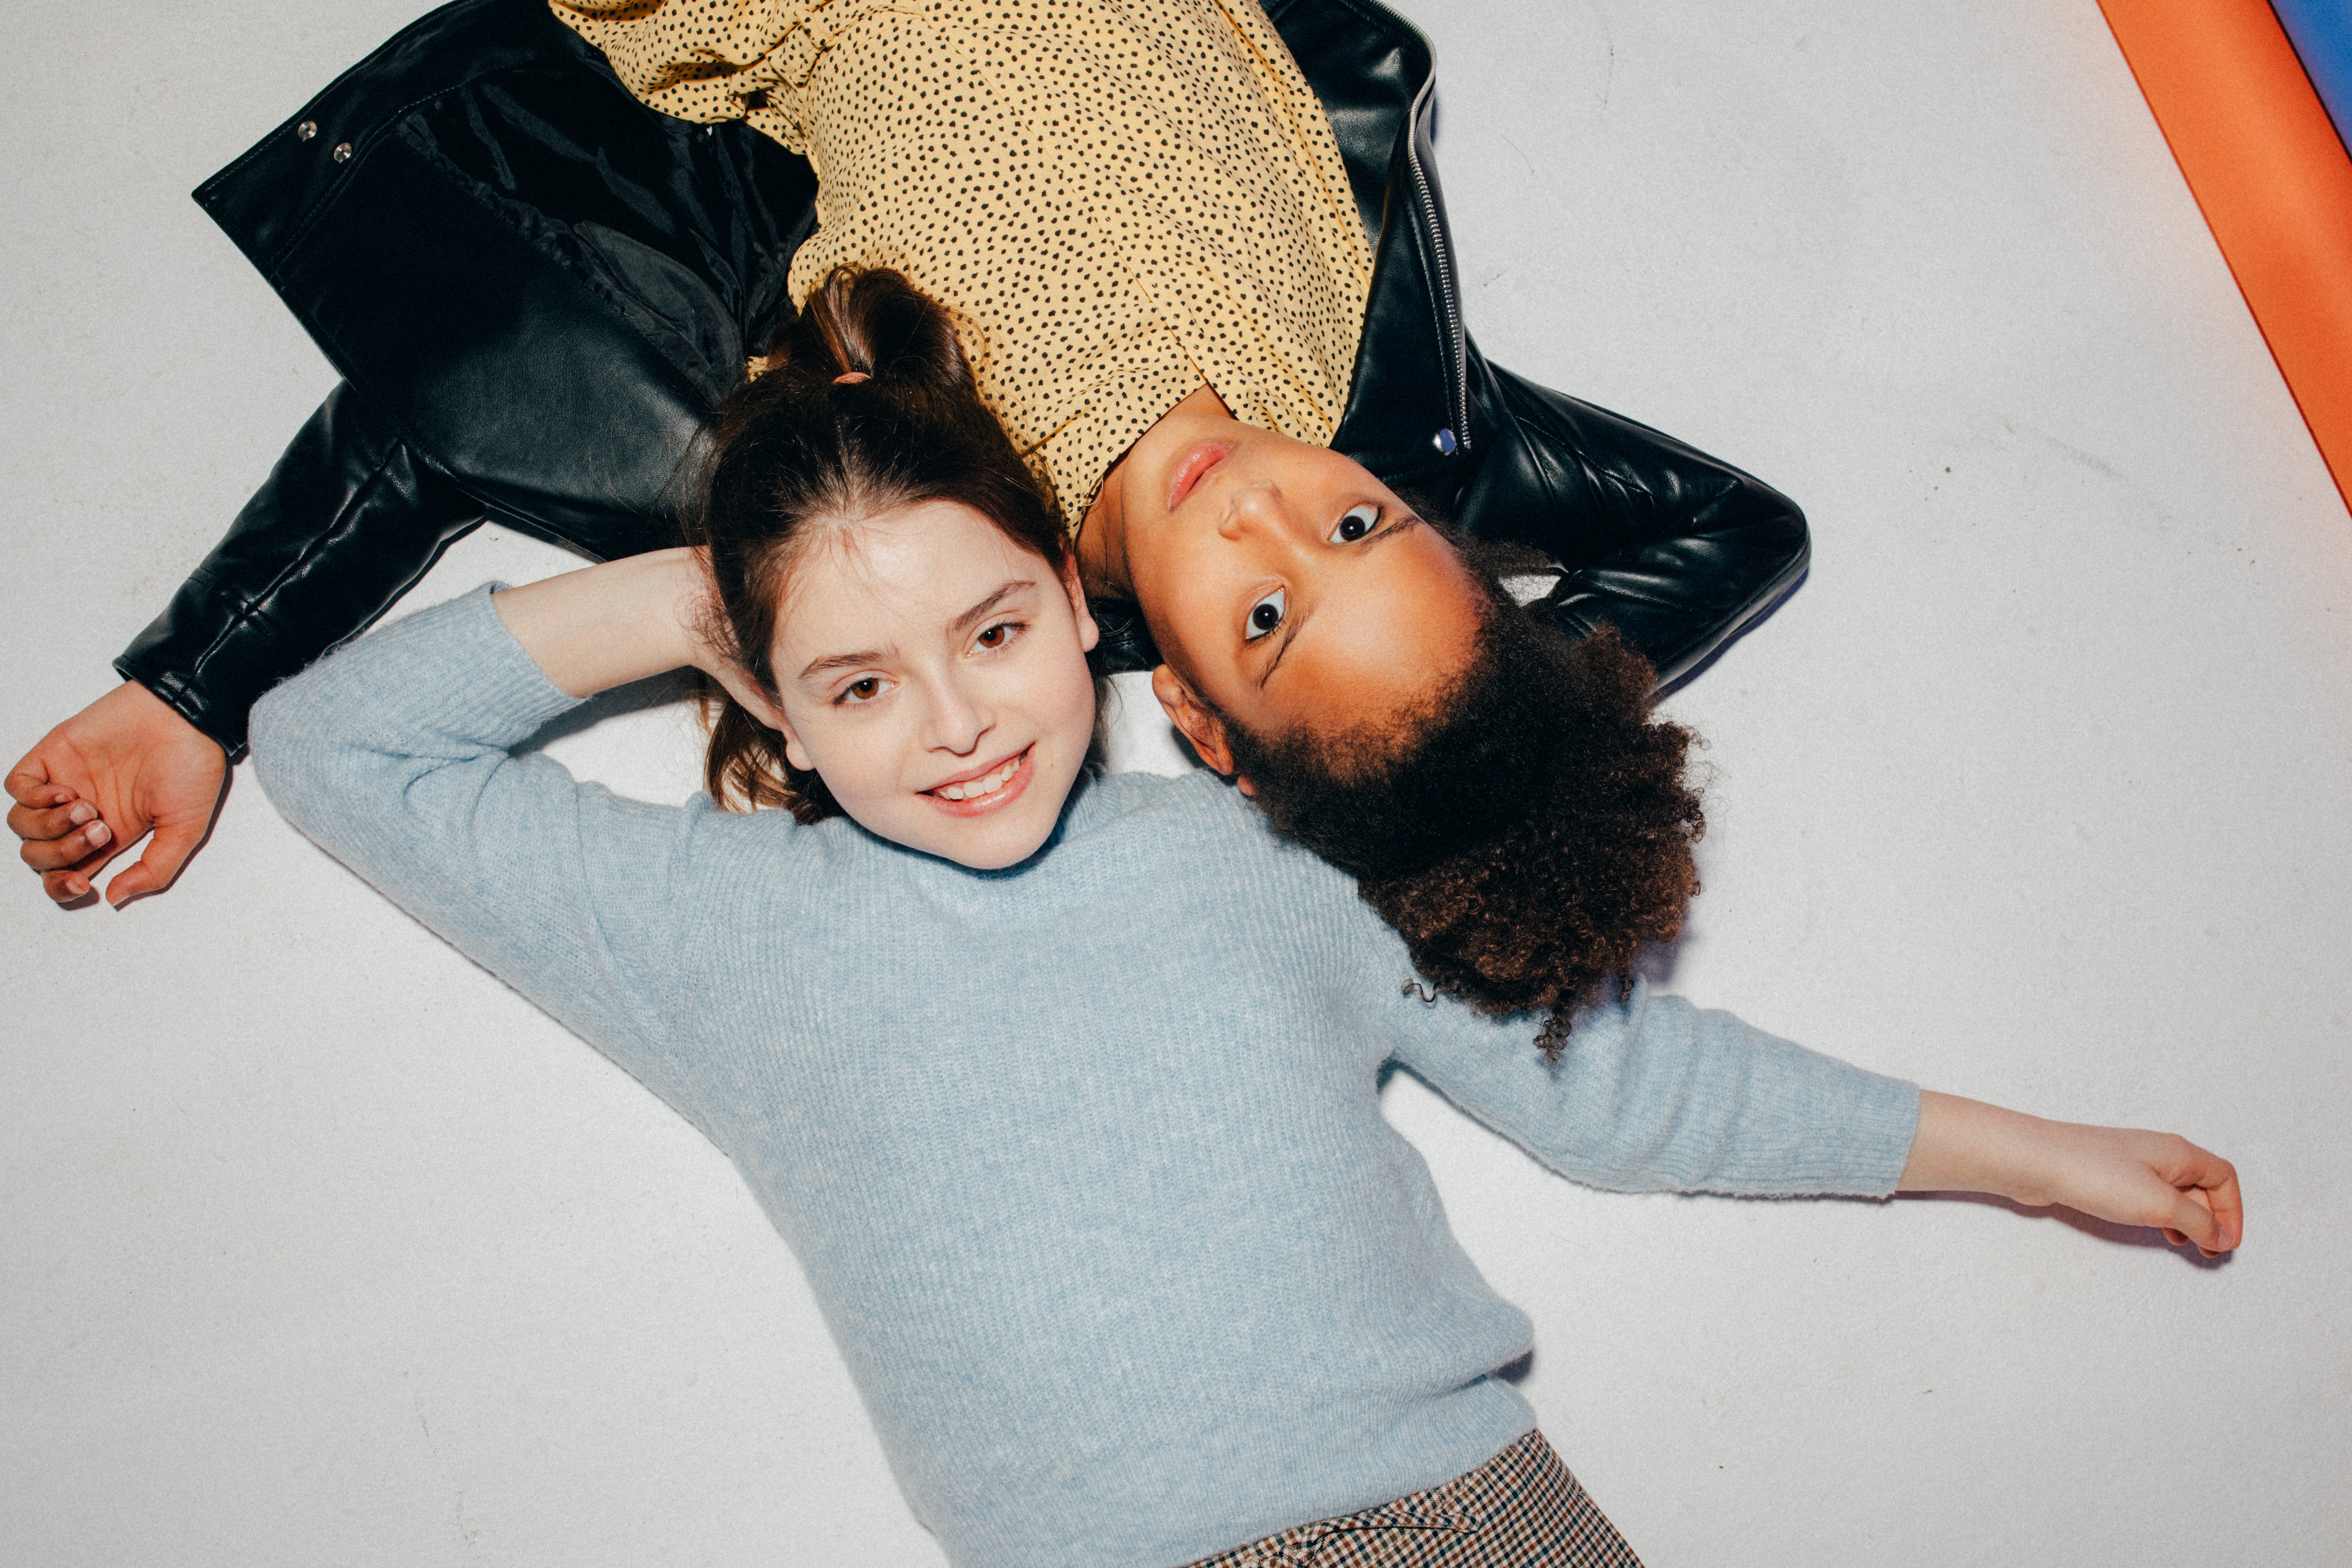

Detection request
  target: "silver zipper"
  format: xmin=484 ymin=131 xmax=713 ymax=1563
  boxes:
xmin=1402 ymin=82 xmax=1468 ymax=454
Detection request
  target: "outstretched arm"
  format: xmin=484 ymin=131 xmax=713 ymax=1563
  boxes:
xmin=1387 ymin=985 xmax=2241 ymax=1255
xmin=9 ymin=385 xmax=487 ymax=906
xmin=1899 ymin=1090 xmax=2242 ymax=1257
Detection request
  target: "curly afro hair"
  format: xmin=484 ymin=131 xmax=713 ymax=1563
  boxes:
xmin=1217 ymin=579 xmax=1704 ymax=1060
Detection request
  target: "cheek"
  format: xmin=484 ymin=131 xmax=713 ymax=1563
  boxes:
xmin=1134 ymin=551 xmax=1235 ymax=682
xmin=782 ymin=710 xmax=900 ymax=814
xmin=1035 ymin=638 xmax=1104 ymax=742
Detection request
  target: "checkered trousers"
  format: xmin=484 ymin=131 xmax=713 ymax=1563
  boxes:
xmin=1179 ymin=1430 xmax=1645 ymax=1568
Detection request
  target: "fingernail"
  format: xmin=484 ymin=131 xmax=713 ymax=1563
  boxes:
xmin=85 ymin=822 xmax=110 ymax=847
xmin=67 ymin=802 xmax=95 ymax=824
xmin=66 ymin=879 xmax=88 ymax=898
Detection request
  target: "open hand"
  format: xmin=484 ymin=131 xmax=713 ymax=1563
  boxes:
xmin=8 ymin=681 xmax=230 ymax=906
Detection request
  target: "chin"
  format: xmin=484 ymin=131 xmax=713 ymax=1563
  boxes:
xmin=851 ymin=788 xmax=1057 ymax=870
xmin=955 ymin=838 xmax=1050 ymax=871
xmin=926 ymin=808 xmax=1059 ymax=870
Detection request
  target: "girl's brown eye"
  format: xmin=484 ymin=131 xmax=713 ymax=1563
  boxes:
xmin=847 ymin=678 xmax=880 ymax=701
xmin=977 ymin=625 xmax=1006 ymax=647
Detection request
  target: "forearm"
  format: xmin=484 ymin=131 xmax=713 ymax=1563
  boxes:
xmin=490 ymin=550 xmax=708 ymax=698
xmin=1394 ymin=986 xmax=1921 ymax=1198
xmin=1899 ymin=1092 xmax=2069 ymax=1199
xmin=115 ymin=383 xmax=488 ymax=760
xmin=1899 ymin=1090 xmax=2242 ymax=1255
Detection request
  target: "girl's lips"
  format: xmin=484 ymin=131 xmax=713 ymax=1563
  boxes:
xmin=921 ymin=745 xmax=1035 ymax=818
xmin=1166 ymin=441 xmax=1234 ymax=512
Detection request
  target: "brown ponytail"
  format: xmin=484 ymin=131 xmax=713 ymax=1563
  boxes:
xmin=680 ymin=267 xmax=1070 ymax=820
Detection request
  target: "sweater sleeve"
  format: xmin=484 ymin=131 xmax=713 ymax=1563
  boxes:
xmin=1386 ymin=980 xmax=1921 ymax=1198
xmin=249 ymin=585 xmax=723 ymax=1124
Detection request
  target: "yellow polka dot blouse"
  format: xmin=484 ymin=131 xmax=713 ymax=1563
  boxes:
xmin=552 ymin=0 xmax=1374 ymax=526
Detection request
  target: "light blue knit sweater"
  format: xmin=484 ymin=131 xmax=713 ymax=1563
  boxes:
xmin=251 ymin=587 xmax=1920 ymax=1568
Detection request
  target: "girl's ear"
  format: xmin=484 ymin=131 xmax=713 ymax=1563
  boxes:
xmin=755 ymin=686 xmax=816 ymax=773
xmin=1149 ymin=664 xmax=1247 ymax=790
xmin=745 ymin=686 xmax=815 ymax=773
xmin=708 ymin=662 xmax=789 ymax=732
xmin=1061 ymin=552 xmax=1099 ymax=654
xmin=777 ymin=714 xmax=817 ymax=775
xmin=707 ymin=663 xmax=806 ymax=765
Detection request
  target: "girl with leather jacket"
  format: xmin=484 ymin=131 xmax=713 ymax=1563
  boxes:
xmin=11 ymin=0 xmax=1808 ymax=907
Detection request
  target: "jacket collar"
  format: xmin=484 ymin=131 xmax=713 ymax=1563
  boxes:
xmin=1270 ymin=0 xmax=1472 ymax=503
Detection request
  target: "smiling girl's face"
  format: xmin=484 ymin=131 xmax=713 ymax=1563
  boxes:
xmin=764 ymin=499 xmax=1101 ymax=870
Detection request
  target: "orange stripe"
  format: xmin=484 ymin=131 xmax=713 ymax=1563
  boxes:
xmin=2097 ymin=0 xmax=2352 ymax=515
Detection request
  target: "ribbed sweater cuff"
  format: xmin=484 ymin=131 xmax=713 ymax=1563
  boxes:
xmin=1837 ymin=1071 xmax=1924 ymax=1197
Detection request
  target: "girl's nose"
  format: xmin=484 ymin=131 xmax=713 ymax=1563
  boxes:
xmin=1216 ymin=479 xmax=1287 ymax=541
xmin=922 ymin=677 xmax=991 ymax=755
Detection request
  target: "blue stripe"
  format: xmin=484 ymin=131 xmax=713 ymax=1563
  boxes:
xmin=2274 ymin=0 xmax=2352 ymax=155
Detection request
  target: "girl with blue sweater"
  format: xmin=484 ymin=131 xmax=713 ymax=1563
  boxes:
xmin=246 ymin=273 xmax=2239 ymax=1568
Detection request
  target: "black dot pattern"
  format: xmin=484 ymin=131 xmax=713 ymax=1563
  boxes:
xmin=553 ymin=0 xmax=1374 ymax=524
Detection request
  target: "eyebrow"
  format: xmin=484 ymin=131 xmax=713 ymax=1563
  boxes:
xmin=795 ymin=577 xmax=1039 ymax=682
xmin=1257 ymin=516 xmax=1425 ymax=690
xmin=1259 ymin=600 xmax=1312 ymax=690
xmin=948 ymin=577 xmax=1037 ymax=636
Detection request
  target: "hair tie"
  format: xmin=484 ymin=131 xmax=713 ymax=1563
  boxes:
xmin=834 ymin=371 xmax=871 ymax=385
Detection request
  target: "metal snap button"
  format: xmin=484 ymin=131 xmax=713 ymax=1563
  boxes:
xmin=1432 ymin=426 xmax=1457 ymax=456
xmin=332 ymin=142 xmax=353 ymax=163
xmin=295 ymin=120 xmax=317 ymax=142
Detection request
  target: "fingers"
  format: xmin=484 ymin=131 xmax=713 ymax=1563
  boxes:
xmin=6 ymin=760 xmax=84 ymax=847
xmin=2160 ymin=1185 xmax=2226 ymax=1255
xmin=2174 ymin=1148 xmax=2243 ymax=1256
xmin=12 ymin=735 xmax=116 ymax=901
xmin=42 ymin=850 xmax=113 ymax=904
xmin=103 ymin=812 xmax=208 ymax=907
xmin=2135 ymin=1135 xmax=2240 ymax=1256
xmin=6 ymin=755 xmax=62 ymax=809
xmin=16 ymin=800 xmax=120 ymax=875
xmin=8 ymin=788 xmax=76 ymax=841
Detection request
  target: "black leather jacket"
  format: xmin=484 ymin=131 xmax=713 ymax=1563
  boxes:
xmin=120 ymin=0 xmax=1807 ymax=758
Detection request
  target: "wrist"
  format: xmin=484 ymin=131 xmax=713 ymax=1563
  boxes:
xmin=1897 ymin=1091 xmax=2066 ymax=1202
xmin=661 ymin=548 xmax=726 ymax=680
xmin=493 ymin=550 xmax=706 ymax=697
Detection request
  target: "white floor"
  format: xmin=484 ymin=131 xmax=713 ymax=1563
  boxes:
xmin=5 ymin=2 xmax=2348 ymax=1564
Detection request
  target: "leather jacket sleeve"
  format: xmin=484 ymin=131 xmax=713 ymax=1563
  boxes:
xmin=116 ymin=0 xmax=816 ymax=757
xmin=114 ymin=383 xmax=487 ymax=761
xmin=1453 ymin=353 xmax=1810 ymax=689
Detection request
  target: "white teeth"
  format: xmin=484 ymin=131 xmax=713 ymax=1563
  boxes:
xmin=936 ymin=755 xmax=1020 ymax=802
